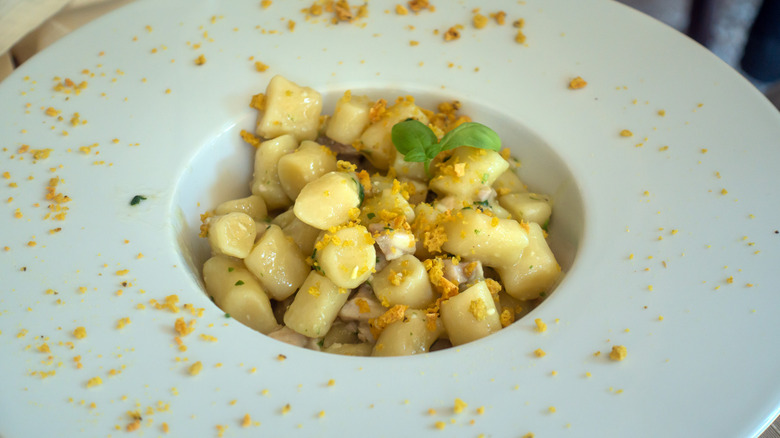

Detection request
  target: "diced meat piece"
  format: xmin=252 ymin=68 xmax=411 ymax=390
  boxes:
xmin=434 ymin=196 xmax=459 ymax=212
xmin=476 ymin=186 xmax=496 ymax=202
xmin=268 ymin=326 xmax=322 ymax=351
xmin=442 ymin=259 xmax=484 ymax=289
xmin=339 ymin=286 xmax=385 ymax=322
xmin=373 ymin=229 xmax=416 ymax=261
xmin=356 ymin=321 xmax=375 ymax=344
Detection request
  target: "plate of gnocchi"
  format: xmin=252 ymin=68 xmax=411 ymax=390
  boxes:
xmin=1 ymin=0 xmax=779 ymax=437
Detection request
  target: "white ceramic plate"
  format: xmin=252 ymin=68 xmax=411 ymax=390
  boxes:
xmin=2 ymin=1 xmax=779 ymax=436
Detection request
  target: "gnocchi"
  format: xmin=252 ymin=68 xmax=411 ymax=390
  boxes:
xmin=200 ymin=76 xmax=562 ymax=356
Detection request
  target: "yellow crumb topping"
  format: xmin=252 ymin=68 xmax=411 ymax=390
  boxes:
xmin=444 ymin=26 xmax=460 ymax=41
xmin=534 ymin=348 xmax=546 ymax=358
xmin=569 ymin=76 xmax=587 ymax=89
xmin=189 ymin=361 xmax=203 ymax=375
xmin=534 ymin=318 xmax=547 ymax=332
xmin=454 ymin=398 xmax=468 ymax=414
xmin=250 ymin=93 xmax=265 ymax=111
xmin=609 ymin=345 xmax=627 ymax=361
xmin=468 ymin=299 xmax=487 ymax=321
xmin=73 ymin=327 xmax=87 ymax=339
xmin=86 ymin=376 xmax=103 ymax=388
xmin=473 ymin=13 xmax=488 ymax=29
xmin=240 ymin=129 xmax=261 ymax=147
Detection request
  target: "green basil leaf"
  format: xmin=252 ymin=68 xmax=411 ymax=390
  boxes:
xmin=438 ymin=122 xmax=501 ymax=152
xmin=391 ymin=119 xmax=438 ymax=157
xmin=402 ymin=148 xmax=427 ymax=163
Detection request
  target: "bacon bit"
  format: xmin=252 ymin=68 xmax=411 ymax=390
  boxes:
xmin=569 ymin=76 xmax=588 ymax=89
xmin=369 ymin=98 xmax=387 ymax=122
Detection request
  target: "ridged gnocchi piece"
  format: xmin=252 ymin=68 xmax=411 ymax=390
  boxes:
xmin=440 ymin=281 xmax=501 ymax=346
xmin=372 ymin=309 xmax=444 ymax=356
xmin=293 ymin=171 xmax=362 ymax=230
xmin=283 ymin=271 xmax=349 ymax=338
xmin=203 ymin=255 xmax=278 ymax=334
xmin=498 ymin=192 xmax=552 ymax=226
xmin=251 ymin=134 xmax=298 ymax=211
xmin=255 ymin=75 xmax=322 ymax=142
xmin=430 ymin=146 xmax=509 ymax=200
xmin=372 ymin=254 xmax=435 ymax=309
xmin=441 ymin=208 xmax=529 ymax=268
xmin=244 ymin=224 xmax=309 ymax=300
xmin=314 ymin=224 xmax=376 ymax=289
xmin=358 ymin=99 xmax=429 ymax=170
xmin=215 ymin=194 xmax=268 ymax=221
xmin=325 ymin=91 xmax=372 ymax=145
xmin=277 ymin=141 xmax=338 ymax=200
xmin=207 ymin=212 xmax=257 ymax=259
xmin=496 ymin=222 xmax=561 ymax=301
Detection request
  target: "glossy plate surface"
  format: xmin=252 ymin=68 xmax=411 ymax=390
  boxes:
xmin=1 ymin=1 xmax=779 ymax=436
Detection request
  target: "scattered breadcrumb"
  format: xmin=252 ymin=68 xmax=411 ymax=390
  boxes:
xmin=569 ymin=76 xmax=587 ymax=89
xmin=609 ymin=345 xmax=627 ymax=361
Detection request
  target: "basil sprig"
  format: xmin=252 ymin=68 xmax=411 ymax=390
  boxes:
xmin=391 ymin=119 xmax=501 ymax=176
